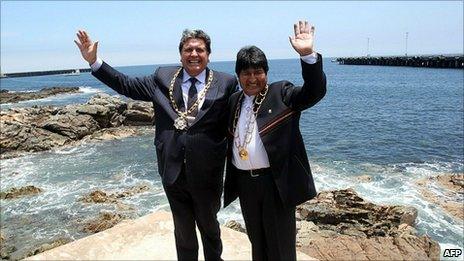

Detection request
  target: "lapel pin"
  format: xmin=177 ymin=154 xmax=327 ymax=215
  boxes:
xmin=268 ymin=109 xmax=272 ymax=114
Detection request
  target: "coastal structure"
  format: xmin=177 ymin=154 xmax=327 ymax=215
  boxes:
xmin=1 ymin=68 xmax=91 ymax=78
xmin=336 ymin=55 xmax=464 ymax=68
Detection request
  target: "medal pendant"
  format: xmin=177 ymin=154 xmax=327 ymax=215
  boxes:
xmin=239 ymin=148 xmax=249 ymax=160
xmin=174 ymin=117 xmax=187 ymax=130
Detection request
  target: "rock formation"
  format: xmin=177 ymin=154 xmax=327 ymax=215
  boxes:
xmin=296 ymin=189 xmax=440 ymax=260
xmin=0 ymin=93 xmax=154 ymax=159
xmin=226 ymin=189 xmax=441 ymax=261
xmin=416 ymin=173 xmax=463 ymax=220
xmin=0 ymin=185 xmax=43 ymax=200
xmin=0 ymin=87 xmax=81 ymax=104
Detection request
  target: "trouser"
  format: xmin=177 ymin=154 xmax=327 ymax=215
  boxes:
xmin=236 ymin=168 xmax=296 ymax=261
xmin=163 ymin=167 xmax=223 ymax=261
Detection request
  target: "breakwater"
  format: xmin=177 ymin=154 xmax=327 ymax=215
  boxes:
xmin=1 ymin=68 xmax=91 ymax=78
xmin=336 ymin=55 xmax=464 ymax=69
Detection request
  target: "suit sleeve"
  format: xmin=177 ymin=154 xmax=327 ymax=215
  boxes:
xmin=92 ymin=62 xmax=157 ymax=102
xmin=281 ymin=53 xmax=327 ymax=111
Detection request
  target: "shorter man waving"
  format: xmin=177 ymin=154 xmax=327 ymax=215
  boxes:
xmin=224 ymin=20 xmax=326 ymax=260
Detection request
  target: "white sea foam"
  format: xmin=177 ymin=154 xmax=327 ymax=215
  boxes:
xmin=78 ymin=86 xmax=101 ymax=94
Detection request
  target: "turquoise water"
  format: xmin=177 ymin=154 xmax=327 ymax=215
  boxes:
xmin=1 ymin=59 xmax=463 ymax=258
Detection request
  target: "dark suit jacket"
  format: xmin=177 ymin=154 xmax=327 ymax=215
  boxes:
xmin=92 ymin=63 xmax=237 ymax=189
xmin=224 ymin=55 xmax=326 ymax=208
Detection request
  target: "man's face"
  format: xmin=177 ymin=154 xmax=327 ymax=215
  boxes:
xmin=238 ymin=68 xmax=267 ymax=96
xmin=180 ymin=38 xmax=210 ymax=77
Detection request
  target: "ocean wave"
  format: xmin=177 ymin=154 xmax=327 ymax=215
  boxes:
xmin=78 ymin=86 xmax=102 ymax=94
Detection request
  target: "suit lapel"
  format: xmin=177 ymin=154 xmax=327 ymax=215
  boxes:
xmin=191 ymin=68 xmax=220 ymax=126
xmin=151 ymin=67 xmax=183 ymax=121
xmin=256 ymin=89 xmax=273 ymax=132
xmin=173 ymin=71 xmax=185 ymax=111
xmin=228 ymin=91 xmax=243 ymax=136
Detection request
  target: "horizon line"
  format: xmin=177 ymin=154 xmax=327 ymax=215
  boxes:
xmin=2 ymin=53 xmax=463 ymax=74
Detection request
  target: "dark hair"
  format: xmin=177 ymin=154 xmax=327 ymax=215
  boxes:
xmin=235 ymin=46 xmax=269 ymax=75
xmin=178 ymin=29 xmax=211 ymax=54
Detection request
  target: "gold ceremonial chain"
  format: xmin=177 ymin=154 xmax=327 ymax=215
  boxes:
xmin=232 ymin=85 xmax=269 ymax=160
xmin=168 ymin=67 xmax=214 ymax=130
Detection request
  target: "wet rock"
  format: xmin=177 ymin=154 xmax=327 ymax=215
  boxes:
xmin=295 ymin=189 xmax=439 ymax=260
xmin=0 ymin=94 xmax=154 ymax=158
xmin=26 ymin=237 xmax=72 ymax=258
xmin=356 ymin=174 xmax=372 ymax=182
xmin=79 ymin=190 xmax=118 ymax=204
xmin=224 ymin=220 xmax=246 ymax=233
xmin=83 ymin=212 xmax=125 ymax=233
xmin=0 ymin=185 xmax=43 ymax=199
xmin=122 ymin=101 xmax=154 ymax=126
xmin=79 ymin=185 xmax=151 ymax=204
xmin=82 ymin=126 xmax=141 ymax=141
xmin=114 ymin=185 xmax=150 ymax=198
xmin=416 ymin=174 xmax=463 ymax=220
xmin=0 ymin=87 xmax=81 ymax=104
xmin=37 ymin=113 xmax=100 ymax=140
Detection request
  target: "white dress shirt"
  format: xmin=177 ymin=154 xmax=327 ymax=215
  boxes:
xmin=231 ymin=52 xmax=318 ymax=170
xmin=232 ymin=94 xmax=271 ymax=170
xmin=91 ymin=58 xmax=207 ymax=126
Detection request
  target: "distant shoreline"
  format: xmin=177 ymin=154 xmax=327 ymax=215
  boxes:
xmin=2 ymin=54 xmax=463 ymax=75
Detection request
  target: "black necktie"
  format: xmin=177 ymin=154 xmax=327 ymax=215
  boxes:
xmin=187 ymin=77 xmax=198 ymax=117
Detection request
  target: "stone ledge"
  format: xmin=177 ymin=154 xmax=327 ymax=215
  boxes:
xmin=26 ymin=211 xmax=315 ymax=260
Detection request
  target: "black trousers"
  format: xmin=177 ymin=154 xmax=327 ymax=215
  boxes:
xmin=237 ymin=169 xmax=296 ymax=261
xmin=163 ymin=167 xmax=223 ymax=261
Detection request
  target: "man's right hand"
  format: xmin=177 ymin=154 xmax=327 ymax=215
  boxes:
xmin=74 ymin=30 xmax=98 ymax=65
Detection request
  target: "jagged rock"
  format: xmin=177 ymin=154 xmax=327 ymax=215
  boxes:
xmin=0 ymin=87 xmax=80 ymax=104
xmin=79 ymin=185 xmax=151 ymax=204
xmin=79 ymin=190 xmax=118 ymax=204
xmin=114 ymin=185 xmax=150 ymax=198
xmin=38 ymin=113 xmax=100 ymax=140
xmin=0 ymin=185 xmax=43 ymax=199
xmin=0 ymin=94 xmax=154 ymax=158
xmin=295 ymin=189 xmax=439 ymax=260
xmin=225 ymin=220 xmax=247 ymax=233
xmin=122 ymin=101 xmax=154 ymax=126
xmin=83 ymin=212 xmax=125 ymax=233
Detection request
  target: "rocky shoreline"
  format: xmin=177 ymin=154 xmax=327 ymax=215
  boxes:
xmin=1 ymin=93 xmax=461 ymax=260
xmin=225 ymin=188 xmax=441 ymax=260
xmin=3 ymin=183 xmax=456 ymax=260
xmin=0 ymin=93 xmax=154 ymax=159
xmin=0 ymin=87 xmax=81 ymax=104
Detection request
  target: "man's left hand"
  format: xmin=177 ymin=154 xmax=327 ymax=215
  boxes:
xmin=289 ymin=20 xmax=315 ymax=56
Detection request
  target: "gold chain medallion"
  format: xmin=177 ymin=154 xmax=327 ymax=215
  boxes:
xmin=233 ymin=85 xmax=269 ymax=160
xmin=168 ymin=67 xmax=214 ymax=130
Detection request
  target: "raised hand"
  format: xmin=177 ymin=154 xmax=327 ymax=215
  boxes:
xmin=74 ymin=30 xmax=98 ymax=65
xmin=289 ymin=20 xmax=315 ymax=56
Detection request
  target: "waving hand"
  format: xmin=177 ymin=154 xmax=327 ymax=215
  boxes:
xmin=289 ymin=20 xmax=315 ymax=56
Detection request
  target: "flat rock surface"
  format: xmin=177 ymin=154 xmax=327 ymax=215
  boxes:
xmin=26 ymin=211 xmax=315 ymax=260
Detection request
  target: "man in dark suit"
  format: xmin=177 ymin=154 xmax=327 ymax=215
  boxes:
xmin=223 ymin=20 xmax=326 ymax=260
xmin=75 ymin=29 xmax=237 ymax=260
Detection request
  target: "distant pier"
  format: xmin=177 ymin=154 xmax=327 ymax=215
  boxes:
xmin=0 ymin=68 xmax=92 ymax=78
xmin=336 ymin=55 xmax=464 ymax=69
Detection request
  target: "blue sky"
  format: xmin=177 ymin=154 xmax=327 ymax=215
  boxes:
xmin=1 ymin=1 xmax=463 ymax=73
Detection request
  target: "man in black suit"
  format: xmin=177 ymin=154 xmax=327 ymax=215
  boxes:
xmin=75 ymin=29 xmax=237 ymax=260
xmin=223 ymin=20 xmax=326 ymax=260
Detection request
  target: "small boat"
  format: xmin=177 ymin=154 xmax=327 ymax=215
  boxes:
xmin=65 ymin=69 xmax=80 ymax=76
